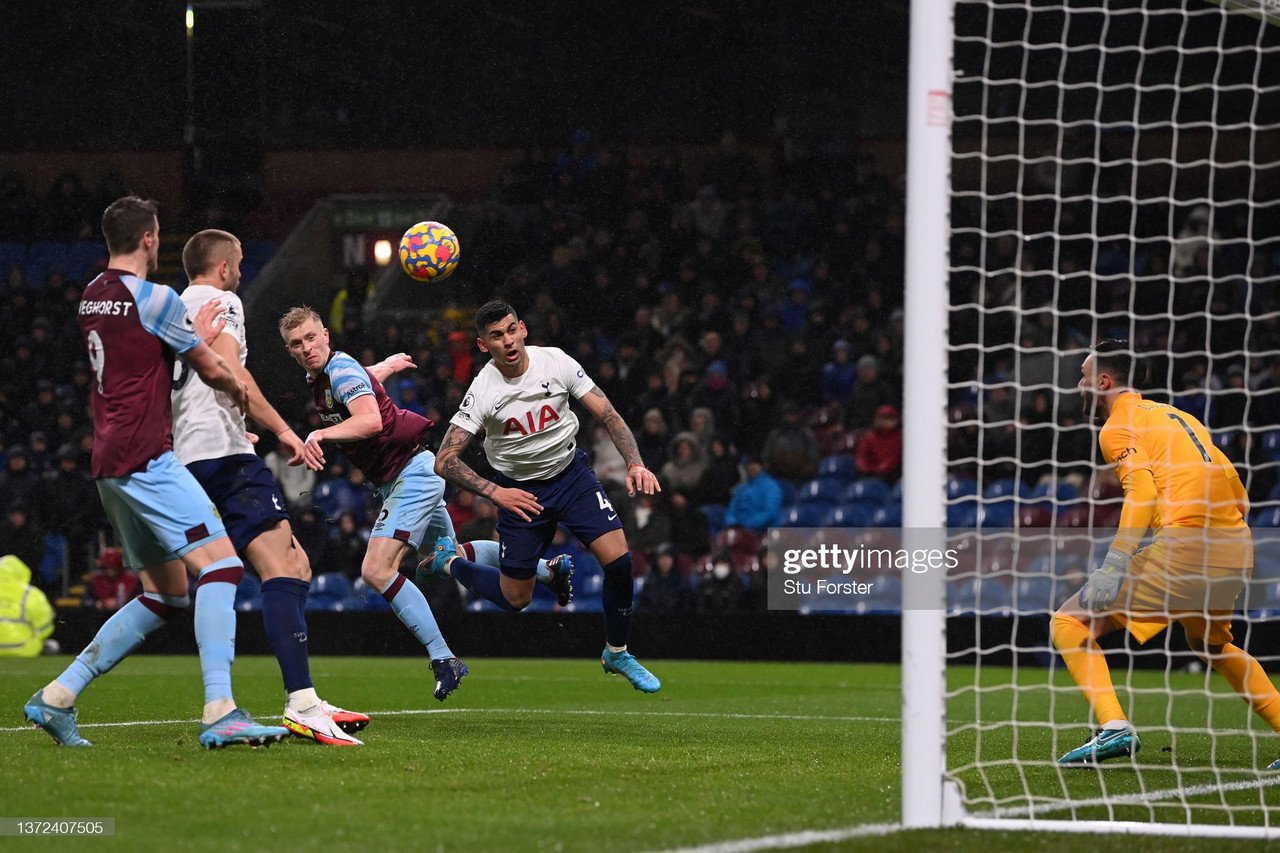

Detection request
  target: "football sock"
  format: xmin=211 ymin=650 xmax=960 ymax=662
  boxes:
xmin=1050 ymin=611 xmax=1126 ymax=726
xmin=448 ymin=556 xmax=522 ymax=612
xmin=195 ymin=558 xmax=243 ymax=712
xmin=381 ymin=573 xmax=453 ymax=659
xmin=261 ymin=577 xmax=313 ymax=693
xmin=287 ymin=687 xmax=322 ymax=714
xmin=464 ymin=539 xmax=554 ymax=586
xmin=1210 ymin=643 xmax=1280 ymax=732
xmin=601 ymin=553 xmax=635 ymax=649
xmin=53 ymin=592 xmax=188 ymax=703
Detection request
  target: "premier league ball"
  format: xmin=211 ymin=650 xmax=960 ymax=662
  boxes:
xmin=399 ymin=221 xmax=460 ymax=282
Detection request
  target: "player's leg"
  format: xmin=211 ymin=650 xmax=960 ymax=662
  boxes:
xmin=439 ymin=508 xmax=554 ymax=611
xmin=561 ymin=463 xmax=660 ymax=693
xmin=1180 ymin=614 xmax=1280 ymax=739
xmin=247 ymin=522 xmax=364 ymax=745
xmin=421 ymin=537 xmax=575 ymax=607
xmin=365 ymin=453 xmax=466 ymax=700
xmin=24 ymin=479 xmax=190 ymax=746
xmin=1051 ymin=591 xmax=1141 ymax=763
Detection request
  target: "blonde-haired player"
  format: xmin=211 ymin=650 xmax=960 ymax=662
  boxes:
xmin=1052 ymin=339 xmax=1280 ymax=765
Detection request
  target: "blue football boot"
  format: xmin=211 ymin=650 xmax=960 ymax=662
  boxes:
xmin=601 ymin=648 xmax=662 ymax=693
xmin=24 ymin=690 xmax=92 ymax=747
xmin=1057 ymin=726 xmax=1141 ymax=765
xmin=199 ymin=708 xmax=291 ymax=750
xmin=417 ymin=536 xmax=457 ymax=587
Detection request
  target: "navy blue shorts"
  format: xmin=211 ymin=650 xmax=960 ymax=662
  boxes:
xmin=186 ymin=454 xmax=291 ymax=554
xmin=493 ymin=449 xmax=623 ymax=579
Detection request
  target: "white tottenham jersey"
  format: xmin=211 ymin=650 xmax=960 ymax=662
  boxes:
xmin=171 ymin=284 xmax=253 ymax=464
xmin=451 ymin=346 xmax=596 ymax=481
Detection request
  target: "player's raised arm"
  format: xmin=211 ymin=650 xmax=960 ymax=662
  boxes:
xmin=580 ymin=386 xmax=659 ymax=497
xmin=367 ymin=352 xmax=416 ymax=382
xmin=434 ymin=424 xmax=542 ymax=522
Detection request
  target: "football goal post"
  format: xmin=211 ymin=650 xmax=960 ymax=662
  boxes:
xmin=903 ymin=0 xmax=1280 ymax=838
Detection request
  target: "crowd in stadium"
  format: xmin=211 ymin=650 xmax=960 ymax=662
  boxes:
xmin=6 ymin=129 xmax=1278 ymax=616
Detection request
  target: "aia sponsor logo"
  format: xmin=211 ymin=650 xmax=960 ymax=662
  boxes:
xmin=503 ymin=405 xmax=560 ymax=436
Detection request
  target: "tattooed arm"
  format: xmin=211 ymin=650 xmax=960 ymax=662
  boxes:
xmin=434 ymin=424 xmax=543 ymax=521
xmin=580 ymin=386 xmax=660 ymax=496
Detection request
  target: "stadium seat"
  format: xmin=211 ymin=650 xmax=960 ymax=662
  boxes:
xmin=797 ymin=477 xmax=845 ymax=506
xmin=565 ymin=595 xmax=602 ymax=613
xmin=889 ymin=481 xmax=903 ymax=505
xmin=1254 ymin=506 xmax=1280 ymax=528
xmin=68 ymin=241 xmax=107 ymax=280
xmin=864 ymin=574 xmax=902 ymax=612
xmin=1263 ymin=429 xmax=1280 ymax=462
xmin=713 ymin=527 xmax=761 ymax=556
xmin=947 ymin=503 xmax=979 ymax=528
xmin=37 ymin=533 xmax=69 ymax=586
xmin=946 ymin=477 xmax=978 ymax=501
xmin=976 ymin=503 xmax=1015 ymax=528
xmin=781 ymin=504 xmax=827 ymax=528
xmin=333 ymin=595 xmax=370 ymax=612
xmin=0 ymin=242 xmax=27 ymax=271
xmin=841 ymin=478 xmax=890 ymax=507
xmin=823 ymin=504 xmax=872 ymax=528
xmin=1012 ymin=576 xmax=1058 ymax=614
xmin=1253 ymin=535 xmax=1280 ymax=580
xmin=777 ymin=479 xmax=797 ymax=507
xmin=232 ymin=572 xmax=261 ymax=611
xmin=1213 ymin=430 xmax=1239 ymax=453
xmin=1029 ymin=481 xmax=1079 ymax=509
xmin=817 ymin=455 xmax=857 ymax=482
xmin=310 ymin=572 xmax=353 ymax=603
xmin=353 ymin=577 xmax=392 ymax=611
xmin=870 ymin=505 xmax=903 ymax=527
xmin=947 ymin=578 xmax=1012 ymax=615
xmin=982 ymin=479 xmax=1030 ymax=502
xmin=30 ymin=241 xmax=70 ymax=272
xmin=1017 ymin=506 xmax=1052 ymax=527
xmin=701 ymin=504 xmax=728 ymax=536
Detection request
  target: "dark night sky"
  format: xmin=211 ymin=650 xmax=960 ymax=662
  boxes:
xmin=2 ymin=0 xmax=909 ymax=150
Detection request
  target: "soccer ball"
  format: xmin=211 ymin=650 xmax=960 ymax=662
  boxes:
xmin=399 ymin=221 xmax=460 ymax=282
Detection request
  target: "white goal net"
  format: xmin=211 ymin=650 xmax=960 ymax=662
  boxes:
xmin=909 ymin=0 xmax=1280 ymax=837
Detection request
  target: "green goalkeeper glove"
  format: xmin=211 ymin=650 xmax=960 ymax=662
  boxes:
xmin=1083 ymin=548 xmax=1130 ymax=612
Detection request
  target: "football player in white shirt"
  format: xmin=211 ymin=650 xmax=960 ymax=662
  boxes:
xmin=172 ymin=229 xmax=366 ymax=745
xmin=426 ymin=300 xmax=662 ymax=693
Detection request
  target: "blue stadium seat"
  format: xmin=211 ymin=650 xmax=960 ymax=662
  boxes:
xmin=580 ymin=572 xmax=604 ymax=597
xmin=817 ymin=455 xmax=857 ymax=482
xmin=947 ymin=503 xmax=979 ymax=528
xmin=946 ymin=478 xmax=978 ymax=501
xmin=976 ymin=502 xmax=1015 ymax=528
xmin=863 ymin=574 xmax=902 ymax=612
xmin=870 ymin=505 xmax=902 ymax=527
xmin=797 ymin=477 xmax=845 ymax=506
xmin=1264 ymin=430 xmax=1280 ymax=462
xmin=565 ymin=594 xmax=603 ymax=613
xmin=1012 ymin=576 xmax=1058 ymax=614
xmin=0 ymin=242 xmax=27 ymax=270
xmin=701 ymin=504 xmax=728 ymax=536
xmin=1254 ymin=535 xmax=1280 ymax=581
xmin=781 ymin=504 xmax=828 ymax=527
xmin=29 ymin=241 xmax=70 ymax=272
xmin=232 ymin=572 xmax=260 ymax=610
xmin=823 ymin=504 xmax=872 ymax=528
xmin=38 ymin=534 xmax=69 ymax=586
xmin=334 ymin=595 xmax=371 ymax=612
xmin=948 ymin=578 xmax=1012 ymax=615
xmin=1029 ymin=481 xmax=1079 ymax=508
xmin=23 ymin=260 xmax=47 ymax=287
xmin=310 ymin=572 xmax=353 ymax=602
xmin=68 ymin=241 xmax=107 ymax=280
xmin=1213 ymin=430 xmax=1239 ymax=453
xmin=982 ymin=479 xmax=1030 ymax=502
xmin=841 ymin=478 xmax=890 ymax=507
xmin=889 ymin=481 xmax=903 ymax=505
xmin=1253 ymin=506 xmax=1280 ymax=528
xmin=353 ymin=577 xmax=392 ymax=611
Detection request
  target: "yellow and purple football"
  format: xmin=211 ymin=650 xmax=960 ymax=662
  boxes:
xmin=399 ymin=221 xmax=460 ymax=282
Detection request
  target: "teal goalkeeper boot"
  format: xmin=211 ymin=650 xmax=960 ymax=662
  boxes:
xmin=1057 ymin=726 xmax=1141 ymax=764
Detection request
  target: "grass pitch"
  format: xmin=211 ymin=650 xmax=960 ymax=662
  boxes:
xmin=2 ymin=657 xmax=1278 ymax=851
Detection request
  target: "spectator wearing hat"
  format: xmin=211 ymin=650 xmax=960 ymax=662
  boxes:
xmin=636 ymin=408 xmax=670 ymax=473
xmin=636 ymin=544 xmax=691 ymax=615
xmin=821 ymin=340 xmax=857 ymax=404
xmin=855 ymin=405 xmax=904 ymax=483
xmin=0 ymin=446 xmax=41 ymax=509
xmin=0 ymin=501 xmax=45 ymax=589
xmin=660 ymin=432 xmax=708 ymax=494
xmin=26 ymin=431 xmax=54 ymax=475
xmin=87 ymin=547 xmax=139 ymax=612
xmin=691 ymin=363 xmax=740 ymax=446
xmin=724 ymin=456 xmax=783 ymax=533
xmin=0 ymin=555 xmax=54 ymax=658
xmin=847 ymin=354 xmax=896 ymax=429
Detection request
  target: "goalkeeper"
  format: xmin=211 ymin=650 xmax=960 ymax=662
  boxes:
xmin=1052 ymin=340 xmax=1280 ymax=765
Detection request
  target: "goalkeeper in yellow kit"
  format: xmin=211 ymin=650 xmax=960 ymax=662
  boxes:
xmin=1052 ymin=339 xmax=1280 ymax=765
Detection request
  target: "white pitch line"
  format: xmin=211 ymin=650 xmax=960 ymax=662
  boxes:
xmin=986 ymin=774 xmax=1280 ymax=819
xmin=642 ymin=822 xmax=902 ymax=853
xmin=0 ymin=706 xmax=895 ymax=734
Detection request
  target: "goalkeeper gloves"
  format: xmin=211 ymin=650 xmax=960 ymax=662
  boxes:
xmin=1083 ymin=547 xmax=1130 ymax=612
